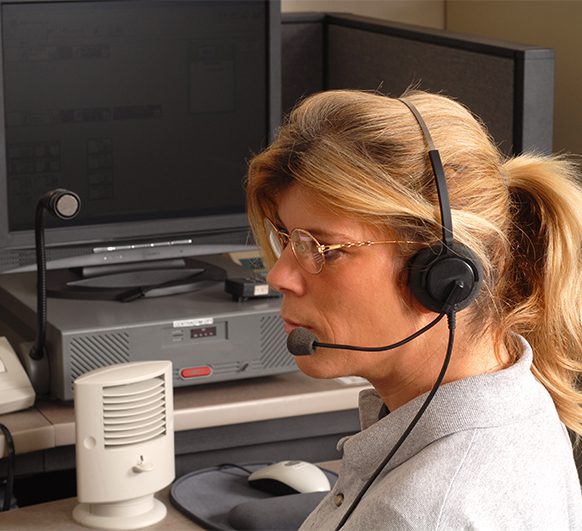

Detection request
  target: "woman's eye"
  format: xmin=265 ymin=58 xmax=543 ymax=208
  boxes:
xmin=324 ymin=249 xmax=344 ymax=262
xmin=294 ymin=241 xmax=311 ymax=255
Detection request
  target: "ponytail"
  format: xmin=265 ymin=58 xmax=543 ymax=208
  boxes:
xmin=500 ymin=154 xmax=582 ymax=437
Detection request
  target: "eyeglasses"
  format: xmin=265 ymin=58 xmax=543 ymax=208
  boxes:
xmin=264 ymin=218 xmax=422 ymax=274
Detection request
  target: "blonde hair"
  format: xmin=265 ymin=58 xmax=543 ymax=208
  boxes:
xmin=246 ymin=89 xmax=582 ymax=436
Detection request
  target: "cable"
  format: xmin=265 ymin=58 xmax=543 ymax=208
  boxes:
xmin=0 ymin=423 xmax=15 ymax=512
xmin=334 ymin=286 xmax=460 ymax=530
xmin=217 ymin=463 xmax=255 ymax=475
xmin=314 ymin=311 xmax=446 ymax=352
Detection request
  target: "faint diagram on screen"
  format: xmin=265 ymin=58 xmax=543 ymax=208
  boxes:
xmin=190 ymin=42 xmax=235 ymax=114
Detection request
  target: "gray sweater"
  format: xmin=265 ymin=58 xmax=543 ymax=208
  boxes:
xmin=300 ymin=337 xmax=582 ymax=530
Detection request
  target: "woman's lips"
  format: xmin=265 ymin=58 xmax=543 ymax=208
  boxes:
xmin=283 ymin=319 xmax=310 ymax=335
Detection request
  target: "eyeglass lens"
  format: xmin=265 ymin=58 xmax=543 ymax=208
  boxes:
xmin=265 ymin=219 xmax=324 ymax=274
xmin=291 ymin=229 xmax=325 ymax=273
xmin=266 ymin=221 xmax=285 ymax=258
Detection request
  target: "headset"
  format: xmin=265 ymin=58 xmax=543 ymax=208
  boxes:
xmin=287 ymin=98 xmax=483 ymax=356
xmin=400 ymin=99 xmax=482 ymax=313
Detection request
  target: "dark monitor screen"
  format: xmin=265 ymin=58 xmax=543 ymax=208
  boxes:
xmin=0 ymin=0 xmax=281 ymax=272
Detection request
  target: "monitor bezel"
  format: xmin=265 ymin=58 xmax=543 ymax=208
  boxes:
xmin=0 ymin=0 xmax=281 ymax=272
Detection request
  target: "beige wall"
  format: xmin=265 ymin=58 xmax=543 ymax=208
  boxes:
xmin=281 ymin=0 xmax=445 ymax=28
xmin=446 ymin=1 xmax=582 ymax=155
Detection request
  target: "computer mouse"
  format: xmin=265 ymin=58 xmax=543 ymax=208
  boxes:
xmin=248 ymin=460 xmax=331 ymax=496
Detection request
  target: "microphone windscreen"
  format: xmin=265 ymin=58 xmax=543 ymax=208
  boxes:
xmin=42 ymin=189 xmax=81 ymax=220
xmin=54 ymin=192 xmax=80 ymax=219
xmin=287 ymin=328 xmax=318 ymax=356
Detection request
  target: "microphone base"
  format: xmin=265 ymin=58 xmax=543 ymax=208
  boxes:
xmin=20 ymin=342 xmax=50 ymax=396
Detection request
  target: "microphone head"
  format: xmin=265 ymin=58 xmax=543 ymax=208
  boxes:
xmin=287 ymin=328 xmax=318 ymax=356
xmin=41 ymin=189 xmax=81 ymax=220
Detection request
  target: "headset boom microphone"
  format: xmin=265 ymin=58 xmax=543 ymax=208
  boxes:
xmin=287 ymin=311 xmax=447 ymax=356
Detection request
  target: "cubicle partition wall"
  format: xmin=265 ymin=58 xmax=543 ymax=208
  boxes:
xmin=282 ymin=13 xmax=555 ymax=155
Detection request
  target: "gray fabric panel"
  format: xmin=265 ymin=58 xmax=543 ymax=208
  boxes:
xmin=327 ymin=24 xmax=516 ymax=155
xmin=521 ymin=50 xmax=554 ymax=154
xmin=282 ymin=21 xmax=325 ymax=115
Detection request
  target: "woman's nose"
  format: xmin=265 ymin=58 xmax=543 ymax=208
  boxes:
xmin=266 ymin=246 xmax=307 ymax=296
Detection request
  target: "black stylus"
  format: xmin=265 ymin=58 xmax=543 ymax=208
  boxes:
xmin=116 ymin=271 xmax=207 ymax=302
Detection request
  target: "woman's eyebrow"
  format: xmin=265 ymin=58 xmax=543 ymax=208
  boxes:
xmin=304 ymin=228 xmax=355 ymax=242
xmin=274 ymin=216 xmax=356 ymax=241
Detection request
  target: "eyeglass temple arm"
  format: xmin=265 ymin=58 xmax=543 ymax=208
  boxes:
xmin=317 ymin=240 xmax=423 ymax=253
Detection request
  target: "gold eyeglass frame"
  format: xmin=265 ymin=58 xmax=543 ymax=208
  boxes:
xmin=264 ymin=217 xmax=423 ymax=274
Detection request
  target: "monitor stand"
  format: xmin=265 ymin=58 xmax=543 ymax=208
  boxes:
xmin=46 ymin=258 xmax=227 ymax=301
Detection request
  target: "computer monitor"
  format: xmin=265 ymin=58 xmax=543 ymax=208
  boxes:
xmin=0 ymin=0 xmax=281 ymax=275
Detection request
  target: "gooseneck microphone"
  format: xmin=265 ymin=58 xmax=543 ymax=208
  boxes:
xmin=29 ymin=189 xmax=81 ymax=368
xmin=287 ymin=311 xmax=446 ymax=356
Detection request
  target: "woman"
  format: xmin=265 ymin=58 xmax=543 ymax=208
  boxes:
xmin=246 ymin=90 xmax=582 ymax=529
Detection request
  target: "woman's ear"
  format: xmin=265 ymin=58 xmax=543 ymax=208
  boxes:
xmin=408 ymin=291 xmax=435 ymax=315
xmin=398 ymin=265 xmax=434 ymax=316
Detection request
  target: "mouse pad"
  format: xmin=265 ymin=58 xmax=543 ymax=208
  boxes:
xmin=170 ymin=463 xmax=338 ymax=530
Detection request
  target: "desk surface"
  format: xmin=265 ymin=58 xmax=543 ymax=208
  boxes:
xmin=0 ymin=460 xmax=342 ymax=530
xmin=0 ymin=371 xmax=369 ymax=457
xmin=0 ymin=487 xmax=198 ymax=531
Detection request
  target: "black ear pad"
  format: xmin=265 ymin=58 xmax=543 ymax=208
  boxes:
xmin=408 ymin=242 xmax=483 ymax=313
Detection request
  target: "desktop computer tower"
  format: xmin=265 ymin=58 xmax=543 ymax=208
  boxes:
xmin=0 ymin=268 xmax=295 ymax=401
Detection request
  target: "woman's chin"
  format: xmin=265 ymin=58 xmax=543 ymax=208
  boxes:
xmin=293 ymin=352 xmax=349 ymax=380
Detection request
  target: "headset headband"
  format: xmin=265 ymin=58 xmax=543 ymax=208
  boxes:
xmin=398 ymin=99 xmax=453 ymax=246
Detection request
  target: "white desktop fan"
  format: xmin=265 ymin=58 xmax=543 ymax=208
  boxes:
xmin=72 ymin=361 xmax=175 ymax=530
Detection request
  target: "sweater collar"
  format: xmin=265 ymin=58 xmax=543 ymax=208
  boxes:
xmin=341 ymin=336 xmax=550 ymax=480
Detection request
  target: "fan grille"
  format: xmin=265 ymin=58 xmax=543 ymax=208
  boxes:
xmin=102 ymin=376 xmax=167 ymax=448
xmin=70 ymin=332 xmax=130 ymax=388
xmin=259 ymin=315 xmax=296 ymax=369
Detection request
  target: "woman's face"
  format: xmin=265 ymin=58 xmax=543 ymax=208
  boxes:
xmin=266 ymin=184 xmax=428 ymax=383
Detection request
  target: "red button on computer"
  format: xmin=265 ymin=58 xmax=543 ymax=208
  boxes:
xmin=180 ymin=366 xmax=212 ymax=378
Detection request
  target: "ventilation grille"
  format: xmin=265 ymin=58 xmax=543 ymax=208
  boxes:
xmin=259 ymin=315 xmax=296 ymax=369
xmin=102 ymin=376 xmax=166 ymax=449
xmin=211 ymin=360 xmax=263 ymax=375
xmin=70 ymin=332 xmax=131 ymax=388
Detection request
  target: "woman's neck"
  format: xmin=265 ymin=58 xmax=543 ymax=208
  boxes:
xmin=369 ymin=321 xmax=510 ymax=412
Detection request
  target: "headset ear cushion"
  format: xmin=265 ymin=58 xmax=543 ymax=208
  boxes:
xmin=408 ymin=242 xmax=483 ymax=313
